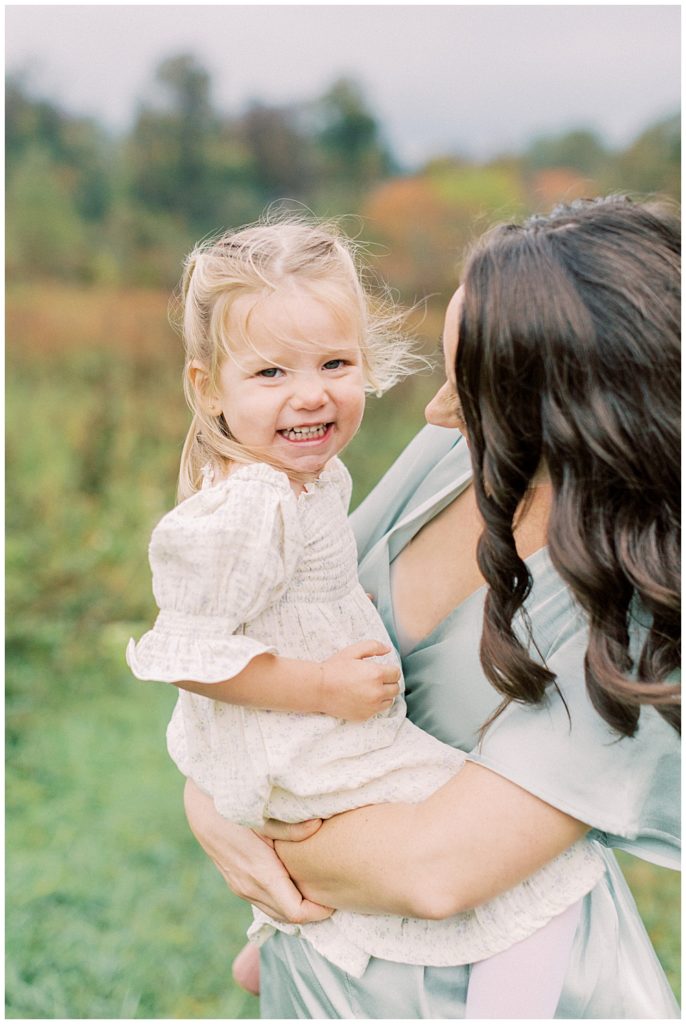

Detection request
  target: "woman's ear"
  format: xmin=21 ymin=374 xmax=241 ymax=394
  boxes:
xmin=188 ymin=361 xmax=221 ymax=416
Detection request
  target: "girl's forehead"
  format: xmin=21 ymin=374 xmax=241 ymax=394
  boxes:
xmin=226 ymin=286 xmax=361 ymax=353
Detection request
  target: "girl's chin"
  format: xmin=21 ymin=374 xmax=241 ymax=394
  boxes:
xmin=284 ymin=454 xmax=330 ymax=476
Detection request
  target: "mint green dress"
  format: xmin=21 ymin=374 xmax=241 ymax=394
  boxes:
xmin=260 ymin=426 xmax=680 ymax=1019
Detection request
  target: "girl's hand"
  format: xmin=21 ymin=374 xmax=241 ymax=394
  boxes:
xmin=319 ymin=640 xmax=401 ymax=721
xmin=183 ymin=779 xmax=333 ymax=924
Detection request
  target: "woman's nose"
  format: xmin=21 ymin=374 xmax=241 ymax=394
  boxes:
xmin=425 ymin=381 xmax=465 ymax=432
xmin=424 ymin=383 xmax=450 ymax=426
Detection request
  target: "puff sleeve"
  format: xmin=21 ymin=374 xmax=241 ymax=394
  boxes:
xmin=126 ymin=464 xmax=303 ymax=684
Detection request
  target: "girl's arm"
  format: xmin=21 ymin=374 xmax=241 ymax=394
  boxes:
xmin=172 ymin=640 xmax=401 ymax=721
xmin=274 ymin=762 xmax=588 ymax=919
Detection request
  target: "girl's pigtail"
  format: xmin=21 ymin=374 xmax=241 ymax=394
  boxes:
xmin=178 ymin=414 xmax=211 ymax=502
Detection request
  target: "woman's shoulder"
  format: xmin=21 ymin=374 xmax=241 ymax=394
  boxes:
xmin=352 ymin=425 xmax=468 ymax=557
xmin=370 ymin=425 xmax=467 ymax=503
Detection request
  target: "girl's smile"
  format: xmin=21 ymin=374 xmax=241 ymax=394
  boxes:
xmin=279 ymin=423 xmax=334 ymax=443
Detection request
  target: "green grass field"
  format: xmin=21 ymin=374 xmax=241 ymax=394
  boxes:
xmin=6 ymin=286 xmax=680 ymax=1017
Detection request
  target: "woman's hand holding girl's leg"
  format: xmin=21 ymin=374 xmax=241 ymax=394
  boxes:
xmin=183 ymin=779 xmax=333 ymax=924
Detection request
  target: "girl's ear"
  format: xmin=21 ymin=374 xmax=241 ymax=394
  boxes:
xmin=188 ymin=361 xmax=221 ymax=415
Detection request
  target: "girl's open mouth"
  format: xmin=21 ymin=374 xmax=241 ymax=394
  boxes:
xmin=279 ymin=423 xmax=333 ymax=443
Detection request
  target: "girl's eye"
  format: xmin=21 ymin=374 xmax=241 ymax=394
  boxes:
xmin=256 ymin=367 xmax=285 ymax=379
xmin=323 ymin=358 xmax=346 ymax=370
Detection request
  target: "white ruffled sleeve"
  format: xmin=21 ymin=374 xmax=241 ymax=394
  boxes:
xmin=126 ymin=464 xmax=303 ymax=684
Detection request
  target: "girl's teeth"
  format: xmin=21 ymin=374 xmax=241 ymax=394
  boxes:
xmin=283 ymin=425 xmax=328 ymax=441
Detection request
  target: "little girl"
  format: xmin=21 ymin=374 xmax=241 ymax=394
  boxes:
xmin=127 ymin=217 xmax=604 ymax=1016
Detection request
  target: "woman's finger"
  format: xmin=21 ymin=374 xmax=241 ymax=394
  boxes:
xmin=296 ymin=899 xmax=335 ymax=923
xmin=250 ymin=897 xmax=334 ymax=924
xmin=255 ymin=895 xmax=334 ymax=924
xmin=249 ymin=871 xmax=334 ymax=923
xmin=259 ymin=818 xmax=323 ymax=842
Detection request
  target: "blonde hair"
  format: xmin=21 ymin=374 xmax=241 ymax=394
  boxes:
xmin=174 ymin=213 xmax=420 ymax=500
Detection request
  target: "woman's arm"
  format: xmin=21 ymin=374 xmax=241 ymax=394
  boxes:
xmin=173 ymin=640 xmax=400 ymax=721
xmin=274 ymin=762 xmax=589 ymax=919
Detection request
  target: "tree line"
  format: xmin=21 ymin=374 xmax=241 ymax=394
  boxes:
xmin=6 ymin=52 xmax=679 ymax=295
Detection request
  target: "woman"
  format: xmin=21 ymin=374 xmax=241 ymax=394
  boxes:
xmin=184 ymin=196 xmax=680 ymax=1018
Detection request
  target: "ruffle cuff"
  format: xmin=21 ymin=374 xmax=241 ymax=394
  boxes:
xmin=470 ymin=836 xmax=606 ymax=960
xmin=126 ymin=610 xmax=275 ymax=683
xmin=245 ymin=841 xmax=606 ymax=978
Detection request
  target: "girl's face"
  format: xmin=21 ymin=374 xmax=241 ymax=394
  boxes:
xmin=208 ymin=287 xmax=366 ymax=478
xmin=425 ymin=286 xmax=468 ymax=434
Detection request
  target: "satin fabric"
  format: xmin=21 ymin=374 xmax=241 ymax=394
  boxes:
xmin=261 ymin=853 xmax=677 ymax=1019
xmin=260 ymin=426 xmax=680 ymax=1019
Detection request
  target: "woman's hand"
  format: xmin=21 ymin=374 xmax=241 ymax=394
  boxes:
xmin=183 ymin=779 xmax=333 ymax=924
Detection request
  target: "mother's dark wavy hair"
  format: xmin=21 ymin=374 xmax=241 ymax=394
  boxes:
xmin=456 ymin=196 xmax=680 ymax=737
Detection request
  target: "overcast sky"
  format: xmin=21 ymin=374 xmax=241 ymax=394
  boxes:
xmin=5 ymin=4 xmax=681 ymax=166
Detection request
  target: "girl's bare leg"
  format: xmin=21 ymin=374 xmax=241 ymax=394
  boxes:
xmin=232 ymin=942 xmax=260 ymax=996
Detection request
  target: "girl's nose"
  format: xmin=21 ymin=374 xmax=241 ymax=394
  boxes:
xmin=291 ymin=373 xmax=328 ymax=410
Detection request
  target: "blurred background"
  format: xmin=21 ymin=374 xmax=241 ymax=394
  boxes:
xmin=6 ymin=5 xmax=680 ymax=1018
